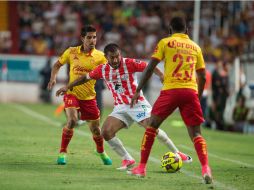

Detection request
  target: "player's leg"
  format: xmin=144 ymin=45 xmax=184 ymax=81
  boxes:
xmin=180 ymin=89 xmax=212 ymax=184
xmin=139 ymin=118 xmax=192 ymax=163
xmin=80 ymin=98 xmax=112 ymax=165
xmin=57 ymin=107 xmax=78 ymax=165
xmin=128 ymin=90 xmax=177 ymax=177
xmin=187 ymin=126 xmax=212 ymax=184
xmin=87 ymin=119 xmax=112 ymax=165
xmin=128 ymin=114 xmax=163 ymax=177
xmin=102 ymin=116 xmax=135 ymax=170
xmin=57 ymin=94 xmax=80 ymax=165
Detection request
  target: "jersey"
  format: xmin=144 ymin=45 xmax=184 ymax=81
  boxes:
xmin=58 ymin=45 xmax=107 ymax=100
xmin=88 ymin=58 xmax=146 ymax=105
xmin=151 ymin=33 xmax=205 ymax=91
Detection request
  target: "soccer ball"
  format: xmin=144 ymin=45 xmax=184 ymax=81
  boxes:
xmin=161 ymin=152 xmax=183 ymax=173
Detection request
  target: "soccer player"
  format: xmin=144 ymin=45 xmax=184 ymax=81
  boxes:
xmin=129 ymin=17 xmax=213 ymax=184
xmin=56 ymin=43 xmax=192 ymax=170
xmin=47 ymin=25 xmax=112 ymax=165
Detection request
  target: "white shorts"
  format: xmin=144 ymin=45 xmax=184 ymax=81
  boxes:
xmin=109 ymin=99 xmax=152 ymax=128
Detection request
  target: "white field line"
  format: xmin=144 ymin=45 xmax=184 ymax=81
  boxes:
xmin=179 ymin=145 xmax=254 ymax=169
xmin=12 ymin=104 xmax=237 ymax=190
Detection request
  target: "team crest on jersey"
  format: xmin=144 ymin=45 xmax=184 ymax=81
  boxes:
xmin=114 ymin=82 xmax=125 ymax=94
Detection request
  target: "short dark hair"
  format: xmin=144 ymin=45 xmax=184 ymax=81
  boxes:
xmin=104 ymin=43 xmax=120 ymax=55
xmin=81 ymin=25 xmax=96 ymax=37
xmin=170 ymin=17 xmax=186 ymax=32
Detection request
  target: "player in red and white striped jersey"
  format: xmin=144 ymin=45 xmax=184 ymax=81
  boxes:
xmin=56 ymin=43 xmax=192 ymax=169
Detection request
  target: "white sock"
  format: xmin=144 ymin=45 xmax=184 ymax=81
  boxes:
xmin=157 ymin=129 xmax=179 ymax=153
xmin=107 ymin=137 xmax=134 ymax=160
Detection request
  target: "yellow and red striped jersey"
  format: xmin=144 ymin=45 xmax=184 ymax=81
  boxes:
xmin=59 ymin=45 xmax=107 ymax=100
xmin=151 ymin=33 xmax=205 ymax=91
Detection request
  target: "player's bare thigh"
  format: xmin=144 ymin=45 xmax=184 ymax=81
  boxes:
xmin=102 ymin=116 xmax=127 ymax=140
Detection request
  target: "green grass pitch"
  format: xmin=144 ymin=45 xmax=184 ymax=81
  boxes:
xmin=0 ymin=103 xmax=253 ymax=190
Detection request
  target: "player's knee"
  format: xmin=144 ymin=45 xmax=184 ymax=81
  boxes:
xmin=149 ymin=115 xmax=163 ymax=128
xmin=67 ymin=117 xmax=78 ymax=128
xmin=90 ymin=125 xmax=101 ymax=136
xmin=149 ymin=120 xmax=160 ymax=129
xmin=101 ymin=126 xmax=114 ymax=141
xmin=188 ymin=126 xmax=201 ymax=140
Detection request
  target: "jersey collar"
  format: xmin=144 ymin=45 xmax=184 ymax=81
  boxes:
xmin=171 ymin=33 xmax=189 ymax=39
xmin=79 ymin=45 xmax=95 ymax=57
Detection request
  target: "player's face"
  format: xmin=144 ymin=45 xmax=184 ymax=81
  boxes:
xmin=106 ymin=50 xmax=121 ymax=69
xmin=81 ymin=32 xmax=97 ymax=50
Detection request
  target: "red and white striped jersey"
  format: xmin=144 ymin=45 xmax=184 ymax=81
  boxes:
xmin=88 ymin=58 xmax=147 ymax=105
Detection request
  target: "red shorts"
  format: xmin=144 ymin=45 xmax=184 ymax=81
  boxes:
xmin=152 ymin=89 xmax=204 ymax=126
xmin=63 ymin=94 xmax=100 ymax=121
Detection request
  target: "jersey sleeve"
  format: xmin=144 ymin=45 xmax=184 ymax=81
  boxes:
xmin=196 ymin=47 xmax=205 ymax=71
xmin=58 ymin=48 xmax=70 ymax=65
xmin=151 ymin=39 xmax=165 ymax=61
xmin=88 ymin=64 xmax=103 ymax=80
xmin=129 ymin=59 xmax=147 ymax=72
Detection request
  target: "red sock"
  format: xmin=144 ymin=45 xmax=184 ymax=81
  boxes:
xmin=193 ymin=136 xmax=208 ymax=166
xmin=140 ymin=127 xmax=157 ymax=165
xmin=60 ymin=127 xmax=74 ymax=153
xmin=93 ymin=135 xmax=104 ymax=153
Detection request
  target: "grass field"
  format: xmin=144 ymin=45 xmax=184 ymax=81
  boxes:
xmin=0 ymin=103 xmax=253 ymax=190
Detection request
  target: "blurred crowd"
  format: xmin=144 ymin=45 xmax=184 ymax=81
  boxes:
xmin=1 ymin=1 xmax=254 ymax=62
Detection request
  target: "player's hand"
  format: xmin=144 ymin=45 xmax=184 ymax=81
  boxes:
xmin=56 ymin=86 xmax=68 ymax=97
xmin=130 ymin=91 xmax=140 ymax=108
xmin=47 ymin=79 xmax=56 ymax=90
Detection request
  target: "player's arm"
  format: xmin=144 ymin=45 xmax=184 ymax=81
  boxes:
xmin=56 ymin=65 xmax=103 ymax=96
xmin=48 ymin=48 xmax=70 ymax=90
xmin=56 ymin=74 xmax=91 ymax=96
xmin=130 ymin=58 xmax=160 ymax=107
xmin=196 ymin=48 xmax=206 ymax=100
xmin=137 ymin=58 xmax=160 ymax=92
xmin=153 ymin=66 xmax=164 ymax=83
xmin=47 ymin=61 xmax=63 ymax=90
xmin=68 ymin=74 xmax=91 ymax=89
xmin=196 ymin=69 xmax=206 ymax=100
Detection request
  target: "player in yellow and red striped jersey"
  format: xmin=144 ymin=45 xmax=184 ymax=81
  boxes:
xmin=47 ymin=25 xmax=112 ymax=165
xmin=129 ymin=17 xmax=213 ymax=184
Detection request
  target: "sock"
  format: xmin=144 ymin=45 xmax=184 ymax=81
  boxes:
xmin=140 ymin=127 xmax=157 ymax=165
xmin=193 ymin=135 xmax=209 ymax=166
xmin=60 ymin=127 xmax=73 ymax=153
xmin=93 ymin=135 xmax=104 ymax=153
xmin=157 ymin=129 xmax=179 ymax=153
xmin=107 ymin=137 xmax=134 ymax=160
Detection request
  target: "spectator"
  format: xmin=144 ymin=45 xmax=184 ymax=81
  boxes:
xmin=6 ymin=1 xmax=252 ymax=60
xmin=211 ymin=60 xmax=229 ymax=130
xmin=233 ymin=95 xmax=249 ymax=132
xmin=39 ymin=57 xmax=52 ymax=103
